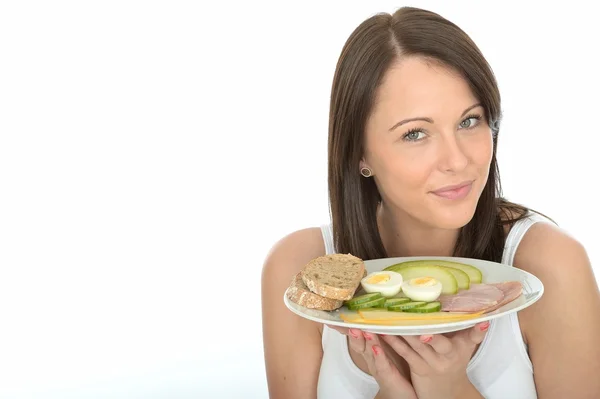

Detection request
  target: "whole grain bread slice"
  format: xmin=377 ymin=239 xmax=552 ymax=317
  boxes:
xmin=300 ymin=253 xmax=365 ymax=301
xmin=286 ymin=272 xmax=343 ymax=310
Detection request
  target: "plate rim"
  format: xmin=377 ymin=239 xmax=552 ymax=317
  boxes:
xmin=283 ymin=255 xmax=545 ymax=334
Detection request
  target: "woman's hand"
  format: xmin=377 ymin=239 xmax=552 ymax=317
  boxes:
xmin=381 ymin=322 xmax=489 ymax=399
xmin=347 ymin=328 xmax=418 ymax=399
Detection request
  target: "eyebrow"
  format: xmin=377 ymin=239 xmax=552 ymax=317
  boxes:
xmin=388 ymin=103 xmax=483 ymax=132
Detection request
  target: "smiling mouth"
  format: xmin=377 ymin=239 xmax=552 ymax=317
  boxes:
xmin=431 ymin=181 xmax=474 ymax=200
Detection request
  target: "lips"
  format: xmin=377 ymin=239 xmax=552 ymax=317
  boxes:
xmin=431 ymin=181 xmax=474 ymax=200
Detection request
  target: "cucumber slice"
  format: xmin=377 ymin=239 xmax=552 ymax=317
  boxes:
xmin=383 ymin=297 xmax=411 ymax=308
xmin=344 ymin=292 xmax=383 ymax=307
xmin=403 ymin=301 xmax=442 ymax=313
xmin=441 ymin=268 xmax=470 ymax=290
xmin=388 ymin=301 xmax=427 ymax=311
xmin=346 ymin=296 xmax=385 ymax=310
xmin=385 ymin=262 xmax=470 ymax=290
xmin=385 ymin=260 xmax=482 ymax=284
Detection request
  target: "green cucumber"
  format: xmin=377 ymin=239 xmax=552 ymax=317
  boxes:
xmin=388 ymin=301 xmax=427 ymax=311
xmin=440 ymin=267 xmax=470 ymax=290
xmin=344 ymin=292 xmax=383 ymax=307
xmin=385 ymin=260 xmax=482 ymax=284
xmin=403 ymin=301 xmax=442 ymax=313
xmin=383 ymin=297 xmax=411 ymax=308
xmin=385 ymin=263 xmax=470 ymax=290
xmin=346 ymin=296 xmax=385 ymax=310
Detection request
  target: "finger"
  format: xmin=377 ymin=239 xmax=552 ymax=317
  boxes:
xmin=371 ymin=344 xmax=396 ymax=377
xmin=381 ymin=334 xmax=429 ymax=374
xmin=378 ymin=336 xmax=408 ymax=371
xmin=466 ymin=321 xmax=490 ymax=345
xmin=361 ymin=331 xmax=379 ymax=368
xmin=347 ymin=328 xmax=366 ymax=354
xmin=370 ymin=342 xmax=413 ymax=395
xmin=403 ymin=335 xmax=440 ymax=364
xmin=362 ymin=333 xmax=413 ymax=395
xmin=421 ymin=334 xmax=453 ymax=356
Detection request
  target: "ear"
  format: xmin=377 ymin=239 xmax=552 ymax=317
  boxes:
xmin=359 ymin=158 xmax=369 ymax=171
xmin=359 ymin=158 xmax=373 ymax=177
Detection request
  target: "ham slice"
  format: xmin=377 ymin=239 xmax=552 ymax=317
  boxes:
xmin=439 ymin=281 xmax=524 ymax=313
xmin=439 ymin=284 xmax=504 ymax=312
xmin=482 ymin=281 xmax=523 ymax=313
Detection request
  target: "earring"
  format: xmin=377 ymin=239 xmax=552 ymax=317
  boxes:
xmin=360 ymin=167 xmax=372 ymax=178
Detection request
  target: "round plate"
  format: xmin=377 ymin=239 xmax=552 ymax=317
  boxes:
xmin=284 ymin=256 xmax=544 ymax=335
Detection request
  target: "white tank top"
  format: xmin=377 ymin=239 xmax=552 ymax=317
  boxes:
xmin=317 ymin=212 xmax=552 ymax=399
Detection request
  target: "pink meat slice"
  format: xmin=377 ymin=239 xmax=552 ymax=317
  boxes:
xmin=440 ymin=284 xmax=504 ymax=312
xmin=482 ymin=281 xmax=523 ymax=313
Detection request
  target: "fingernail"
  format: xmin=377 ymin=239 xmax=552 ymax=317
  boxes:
xmin=420 ymin=335 xmax=433 ymax=343
xmin=349 ymin=329 xmax=359 ymax=338
xmin=363 ymin=332 xmax=373 ymax=340
xmin=372 ymin=345 xmax=381 ymax=356
xmin=480 ymin=321 xmax=490 ymax=331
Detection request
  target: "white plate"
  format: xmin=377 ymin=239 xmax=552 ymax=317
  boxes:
xmin=284 ymin=256 xmax=544 ymax=335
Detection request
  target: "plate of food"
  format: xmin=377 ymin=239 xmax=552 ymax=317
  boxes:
xmin=283 ymin=254 xmax=544 ymax=335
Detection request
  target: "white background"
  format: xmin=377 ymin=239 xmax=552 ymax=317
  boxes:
xmin=1 ymin=1 xmax=598 ymax=398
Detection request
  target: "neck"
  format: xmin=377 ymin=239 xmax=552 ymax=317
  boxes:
xmin=377 ymin=201 xmax=460 ymax=258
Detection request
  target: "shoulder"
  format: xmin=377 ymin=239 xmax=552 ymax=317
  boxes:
xmin=514 ymin=217 xmax=590 ymax=281
xmin=262 ymin=227 xmax=327 ymax=281
xmin=261 ymin=227 xmax=330 ymax=396
xmin=513 ymin=215 xmax=598 ymax=341
xmin=261 ymin=226 xmax=328 ymax=312
xmin=511 ymin=216 xmax=600 ymax=395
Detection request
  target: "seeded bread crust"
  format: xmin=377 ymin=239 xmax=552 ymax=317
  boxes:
xmin=300 ymin=253 xmax=365 ymax=301
xmin=285 ymin=272 xmax=343 ymax=310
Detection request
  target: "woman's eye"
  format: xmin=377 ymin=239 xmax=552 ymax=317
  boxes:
xmin=459 ymin=116 xmax=480 ymax=129
xmin=403 ymin=130 xmax=426 ymax=141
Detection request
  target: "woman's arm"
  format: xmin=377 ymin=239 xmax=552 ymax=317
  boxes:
xmin=261 ymin=228 xmax=326 ymax=399
xmin=516 ymin=222 xmax=600 ymax=398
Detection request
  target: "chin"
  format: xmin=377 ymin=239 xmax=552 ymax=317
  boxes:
xmin=426 ymin=198 xmax=479 ymax=230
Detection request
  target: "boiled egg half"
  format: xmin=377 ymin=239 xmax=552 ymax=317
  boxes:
xmin=401 ymin=277 xmax=443 ymax=302
xmin=360 ymin=271 xmax=403 ymax=298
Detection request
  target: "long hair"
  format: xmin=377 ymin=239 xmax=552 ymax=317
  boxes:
xmin=328 ymin=7 xmax=531 ymax=262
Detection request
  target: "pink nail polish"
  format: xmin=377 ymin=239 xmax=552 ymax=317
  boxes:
xmin=480 ymin=321 xmax=490 ymax=331
xmin=363 ymin=332 xmax=373 ymax=340
xmin=372 ymin=345 xmax=381 ymax=356
xmin=421 ymin=335 xmax=433 ymax=343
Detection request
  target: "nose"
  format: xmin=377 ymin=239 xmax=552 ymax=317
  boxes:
xmin=438 ymin=132 xmax=468 ymax=173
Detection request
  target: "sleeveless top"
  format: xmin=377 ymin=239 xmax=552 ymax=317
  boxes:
xmin=317 ymin=212 xmax=552 ymax=399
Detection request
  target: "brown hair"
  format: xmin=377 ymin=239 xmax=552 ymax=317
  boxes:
xmin=328 ymin=6 xmax=532 ymax=262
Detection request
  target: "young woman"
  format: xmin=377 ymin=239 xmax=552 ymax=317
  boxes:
xmin=261 ymin=7 xmax=600 ymax=399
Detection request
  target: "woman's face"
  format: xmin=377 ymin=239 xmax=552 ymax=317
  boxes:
xmin=362 ymin=56 xmax=493 ymax=230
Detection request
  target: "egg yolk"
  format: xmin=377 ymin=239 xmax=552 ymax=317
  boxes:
xmin=410 ymin=277 xmax=437 ymax=287
xmin=366 ymin=274 xmax=390 ymax=284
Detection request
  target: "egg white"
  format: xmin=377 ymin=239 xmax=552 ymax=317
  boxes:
xmin=360 ymin=271 xmax=404 ymax=298
xmin=401 ymin=277 xmax=443 ymax=302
